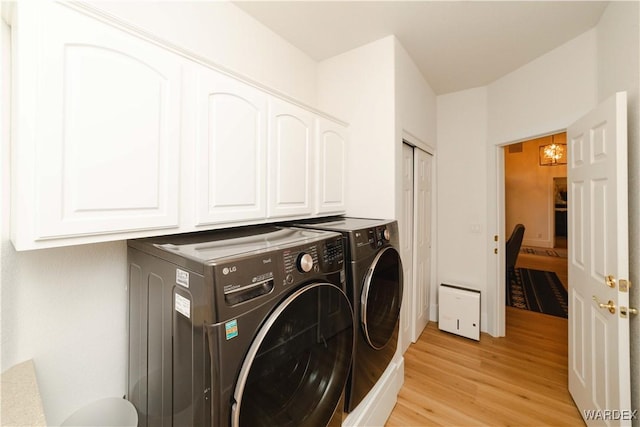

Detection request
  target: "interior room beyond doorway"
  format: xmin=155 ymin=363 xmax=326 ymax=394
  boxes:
xmin=504 ymin=132 xmax=569 ymax=292
xmin=504 ymin=132 xmax=568 ymax=251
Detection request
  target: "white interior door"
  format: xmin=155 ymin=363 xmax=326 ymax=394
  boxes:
xmin=567 ymin=91 xmax=631 ymax=425
xmin=400 ymin=143 xmax=414 ymax=354
xmin=412 ymin=147 xmax=432 ymax=342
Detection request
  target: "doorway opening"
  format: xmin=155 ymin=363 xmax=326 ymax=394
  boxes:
xmin=503 ymin=132 xmax=569 ymax=320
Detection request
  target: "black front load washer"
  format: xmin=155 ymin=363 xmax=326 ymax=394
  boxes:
xmin=291 ymin=217 xmax=403 ymax=412
xmin=127 ymin=225 xmax=354 ymax=427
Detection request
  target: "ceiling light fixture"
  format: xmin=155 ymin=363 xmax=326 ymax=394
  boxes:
xmin=539 ymin=135 xmax=567 ymax=166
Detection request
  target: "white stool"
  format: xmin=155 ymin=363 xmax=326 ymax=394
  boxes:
xmin=61 ymin=397 xmax=137 ymax=427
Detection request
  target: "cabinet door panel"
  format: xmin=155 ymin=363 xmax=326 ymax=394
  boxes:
xmin=17 ymin=3 xmax=181 ymax=243
xmin=316 ymin=119 xmax=347 ymax=214
xmin=63 ymin=45 xmax=163 ymax=212
xmin=194 ymin=68 xmax=267 ymax=225
xmin=268 ymin=99 xmax=314 ymax=218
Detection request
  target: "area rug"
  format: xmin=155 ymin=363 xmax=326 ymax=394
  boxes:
xmin=520 ymin=246 xmax=568 ymax=258
xmin=507 ymin=268 xmax=568 ymax=318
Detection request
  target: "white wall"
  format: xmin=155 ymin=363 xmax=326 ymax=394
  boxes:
xmin=1 ymin=14 xmax=10 ymax=411
xmin=1 ymin=240 xmax=128 ymax=424
xmin=318 ymin=35 xmax=438 ymax=425
xmin=487 ymin=29 xmax=598 ymax=145
xmin=0 ymin=3 xmax=318 ymax=425
xmin=595 ymin=0 xmax=640 ymax=416
xmin=393 ymin=39 xmax=438 ymax=330
xmin=318 ymin=35 xmax=439 ymax=336
xmin=316 ymin=35 xmax=437 ymax=220
xmin=88 ymin=1 xmax=318 ymax=106
xmin=436 ymin=87 xmax=489 ymax=329
xmin=435 ymin=27 xmax=598 ymax=336
xmin=394 ymin=39 xmax=437 ymax=149
xmin=317 ymin=36 xmax=397 ymax=219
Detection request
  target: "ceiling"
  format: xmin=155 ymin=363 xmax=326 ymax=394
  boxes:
xmin=233 ymin=1 xmax=609 ymax=95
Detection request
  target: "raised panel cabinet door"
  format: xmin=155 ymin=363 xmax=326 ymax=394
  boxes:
xmin=12 ymin=3 xmax=181 ymax=249
xmin=268 ymin=98 xmax=315 ymax=218
xmin=193 ymin=66 xmax=268 ymax=226
xmin=315 ymin=118 xmax=347 ymax=215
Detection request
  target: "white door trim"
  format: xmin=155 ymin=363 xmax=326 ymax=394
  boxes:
xmin=401 ymin=130 xmax=437 ymax=335
xmin=491 ymin=130 xmax=570 ymax=337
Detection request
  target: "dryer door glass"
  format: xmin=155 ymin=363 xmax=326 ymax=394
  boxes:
xmin=361 ymin=246 xmax=403 ymax=350
xmin=232 ymin=283 xmax=354 ymax=427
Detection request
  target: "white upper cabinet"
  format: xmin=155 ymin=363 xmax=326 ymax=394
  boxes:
xmin=192 ymin=64 xmax=268 ymax=226
xmin=315 ymin=118 xmax=347 ymax=215
xmin=11 ymin=3 xmax=181 ymax=249
xmin=8 ymin=2 xmax=347 ymax=250
xmin=268 ymin=98 xmax=315 ymax=218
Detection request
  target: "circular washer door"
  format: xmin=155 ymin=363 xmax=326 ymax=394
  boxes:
xmin=361 ymin=246 xmax=403 ymax=350
xmin=232 ymin=282 xmax=354 ymax=427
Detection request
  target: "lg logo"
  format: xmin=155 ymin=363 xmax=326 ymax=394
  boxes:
xmin=222 ymin=266 xmax=237 ymax=275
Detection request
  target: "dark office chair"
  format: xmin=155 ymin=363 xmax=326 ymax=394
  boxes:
xmin=505 ymin=224 xmax=525 ymax=274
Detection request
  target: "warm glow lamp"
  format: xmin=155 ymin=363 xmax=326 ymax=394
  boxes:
xmin=539 ymin=135 xmax=567 ymax=166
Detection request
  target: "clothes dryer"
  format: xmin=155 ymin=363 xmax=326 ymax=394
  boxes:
xmin=127 ymin=225 xmax=354 ymax=427
xmin=291 ymin=217 xmax=403 ymax=412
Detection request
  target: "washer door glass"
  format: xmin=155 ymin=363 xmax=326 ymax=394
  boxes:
xmin=361 ymin=247 xmax=403 ymax=350
xmin=232 ymin=283 xmax=354 ymax=427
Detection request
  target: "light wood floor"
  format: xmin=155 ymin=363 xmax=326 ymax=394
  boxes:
xmin=386 ymin=252 xmax=580 ymax=426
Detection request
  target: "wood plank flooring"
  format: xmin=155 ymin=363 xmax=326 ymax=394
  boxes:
xmin=386 ymin=251 xmax=582 ymax=426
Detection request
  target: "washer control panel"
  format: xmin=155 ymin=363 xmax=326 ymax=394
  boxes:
xmin=214 ymin=233 xmax=345 ymax=308
xmin=282 ymin=235 xmax=344 ymax=286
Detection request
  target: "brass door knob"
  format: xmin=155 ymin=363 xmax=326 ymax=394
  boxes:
xmin=592 ymin=295 xmax=616 ymax=314
xmin=606 ymin=275 xmax=616 ymax=288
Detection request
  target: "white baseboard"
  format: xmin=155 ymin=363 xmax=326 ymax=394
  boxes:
xmin=522 ymin=238 xmax=553 ymax=248
xmin=429 ymin=303 xmax=438 ymax=322
xmin=342 ymin=357 xmax=404 ymax=427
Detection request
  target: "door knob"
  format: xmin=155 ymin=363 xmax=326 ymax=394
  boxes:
xmin=605 ymin=275 xmax=616 ymax=288
xmin=592 ymin=295 xmax=616 ymax=314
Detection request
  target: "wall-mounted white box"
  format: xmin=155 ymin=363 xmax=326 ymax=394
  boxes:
xmin=438 ymin=283 xmax=481 ymax=341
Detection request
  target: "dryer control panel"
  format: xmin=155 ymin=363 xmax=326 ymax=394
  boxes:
xmin=354 ymin=226 xmax=390 ymax=248
xmin=350 ymin=222 xmax=399 ymax=261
